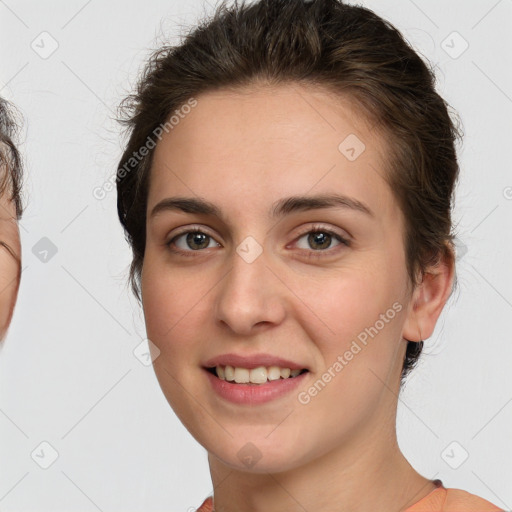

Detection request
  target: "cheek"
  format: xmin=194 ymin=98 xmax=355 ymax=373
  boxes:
xmin=141 ymin=254 xmax=209 ymax=362
xmin=298 ymin=260 xmax=407 ymax=373
xmin=291 ymin=268 xmax=406 ymax=437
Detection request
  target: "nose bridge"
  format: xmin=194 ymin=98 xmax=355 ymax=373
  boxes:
xmin=214 ymin=234 xmax=284 ymax=333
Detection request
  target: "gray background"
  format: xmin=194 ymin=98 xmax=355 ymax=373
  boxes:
xmin=1 ymin=0 xmax=511 ymax=510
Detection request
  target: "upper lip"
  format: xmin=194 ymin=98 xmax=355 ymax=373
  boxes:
xmin=203 ymin=353 xmax=308 ymax=370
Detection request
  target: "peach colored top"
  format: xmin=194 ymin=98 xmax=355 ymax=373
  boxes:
xmin=195 ymin=480 xmax=503 ymax=512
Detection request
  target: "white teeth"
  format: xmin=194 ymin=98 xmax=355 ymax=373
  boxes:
xmin=249 ymin=367 xmax=268 ymax=384
xmin=280 ymin=368 xmax=291 ymax=378
xmin=224 ymin=365 xmax=235 ymax=381
xmin=234 ymin=367 xmax=250 ymax=383
xmin=267 ymin=366 xmax=281 ymax=381
xmin=214 ymin=365 xmax=306 ymax=384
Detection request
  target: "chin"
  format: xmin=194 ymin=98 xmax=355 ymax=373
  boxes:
xmin=205 ymin=433 xmax=310 ymax=474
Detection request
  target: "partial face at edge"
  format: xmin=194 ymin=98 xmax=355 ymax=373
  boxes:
xmin=140 ymin=83 xmax=416 ymax=472
xmin=0 ymin=167 xmax=21 ymax=342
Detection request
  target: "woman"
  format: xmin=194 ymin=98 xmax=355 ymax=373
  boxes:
xmin=116 ymin=1 xmax=503 ymax=510
xmin=0 ymin=97 xmax=23 ymax=343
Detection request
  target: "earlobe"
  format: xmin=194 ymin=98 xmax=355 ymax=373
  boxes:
xmin=402 ymin=249 xmax=455 ymax=343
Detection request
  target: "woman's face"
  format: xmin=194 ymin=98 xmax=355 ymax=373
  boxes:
xmin=141 ymin=84 xmax=418 ymax=472
xmin=0 ymin=177 xmax=20 ymax=342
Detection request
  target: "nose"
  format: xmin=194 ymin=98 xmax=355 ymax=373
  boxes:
xmin=213 ymin=241 xmax=286 ymax=336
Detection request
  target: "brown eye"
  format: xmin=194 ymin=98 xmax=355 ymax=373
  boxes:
xmin=295 ymin=226 xmax=350 ymax=255
xmin=296 ymin=225 xmax=350 ymax=259
xmin=306 ymin=231 xmax=334 ymax=250
xmin=184 ymin=232 xmax=210 ymax=250
xmin=166 ymin=228 xmax=220 ymax=254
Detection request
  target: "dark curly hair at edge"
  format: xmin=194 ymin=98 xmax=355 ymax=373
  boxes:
xmin=116 ymin=0 xmax=462 ymax=386
xmin=0 ymin=97 xmax=23 ymax=220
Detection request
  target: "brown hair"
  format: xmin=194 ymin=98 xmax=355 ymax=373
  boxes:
xmin=0 ymin=97 xmax=24 ymax=220
xmin=116 ymin=0 xmax=462 ymax=384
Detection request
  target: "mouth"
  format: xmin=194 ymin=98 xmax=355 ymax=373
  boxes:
xmin=205 ymin=365 xmax=309 ymax=385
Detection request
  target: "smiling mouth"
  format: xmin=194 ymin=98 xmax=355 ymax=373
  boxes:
xmin=206 ymin=365 xmax=309 ymax=385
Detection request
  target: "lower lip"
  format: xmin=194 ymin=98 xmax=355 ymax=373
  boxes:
xmin=204 ymin=368 xmax=308 ymax=405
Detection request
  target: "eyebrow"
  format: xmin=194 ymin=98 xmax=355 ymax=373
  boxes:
xmin=149 ymin=193 xmax=374 ymax=221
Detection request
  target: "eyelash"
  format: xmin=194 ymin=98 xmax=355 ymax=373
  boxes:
xmin=165 ymin=224 xmax=350 ymax=259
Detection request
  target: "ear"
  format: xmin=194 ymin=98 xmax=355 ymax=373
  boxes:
xmin=402 ymin=247 xmax=455 ymax=342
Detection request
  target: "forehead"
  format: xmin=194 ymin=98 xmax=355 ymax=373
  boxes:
xmin=149 ymin=83 xmax=396 ymax=221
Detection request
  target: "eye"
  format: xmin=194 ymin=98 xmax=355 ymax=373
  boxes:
xmin=165 ymin=224 xmax=350 ymax=258
xmin=293 ymin=224 xmax=350 ymax=258
xmin=166 ymin=227 xmax=220 ymax=255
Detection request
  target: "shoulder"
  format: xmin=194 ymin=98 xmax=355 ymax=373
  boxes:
xmin=443 ymin=488 xmax=504 ymax=512
xmin=195 ymin=496 xmax=213 ymax=512
xmin=407 ymin=486 xmax=504 ymax=512
xmin=196 ymin=490 xmax=504 ymax=512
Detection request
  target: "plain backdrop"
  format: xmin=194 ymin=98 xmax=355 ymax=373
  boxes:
xmin=1 ymin=0 xmax=511 ymax=510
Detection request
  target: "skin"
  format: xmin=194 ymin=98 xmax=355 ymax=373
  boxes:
xmin=141 ymin=83 xmax=454 ymax=512
xmin=0 ymin=174 xmax=21 ymax=343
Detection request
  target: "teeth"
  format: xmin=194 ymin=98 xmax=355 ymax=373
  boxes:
xmin=224 ymin=365 xmax=234 ymax=381
xmin=215 ymin=365 xmax=306 ymax=384
xmin=267 ymin=366 xmax=281 ymax=381
xmin=249 ymin=367 xmax=267 ymax=384
xmin=234 ymin=367 xmax=249 ymax=383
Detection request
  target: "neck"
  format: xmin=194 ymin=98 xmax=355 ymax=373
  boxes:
xmin=207 ymin=406 xmax=436 ymax=512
